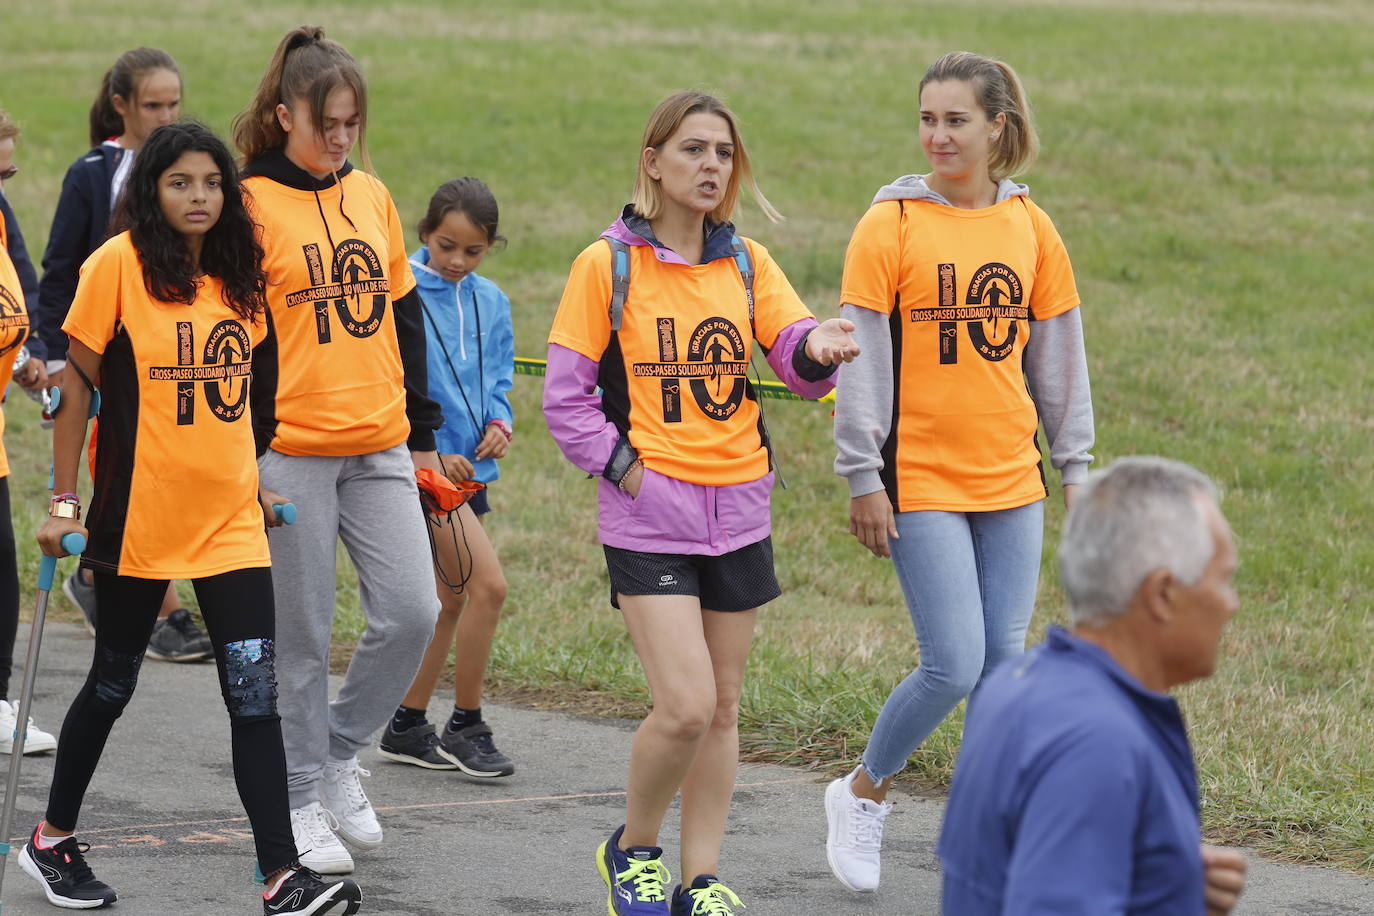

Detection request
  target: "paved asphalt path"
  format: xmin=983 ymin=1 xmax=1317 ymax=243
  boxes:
xmin=0 ymin=623 xmax=1369 ymax=914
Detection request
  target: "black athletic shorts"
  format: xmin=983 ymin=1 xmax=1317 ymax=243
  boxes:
xmin=603 ymin=537 xmax=779 ymax=613
xmin=466 ymin=486 xmax=491 ymax=517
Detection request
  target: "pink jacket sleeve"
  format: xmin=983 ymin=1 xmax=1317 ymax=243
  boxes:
xmin=542 ymin=342 xmax=621 ymax=476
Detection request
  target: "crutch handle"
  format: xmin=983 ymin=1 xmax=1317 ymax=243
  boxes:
xmin=272 ymin=502 xmax=297 ymax=525
xmin=38 ymin=533 xmax=87 ymax=593
xmin=47 ymin=385 xmax=101 ymax=419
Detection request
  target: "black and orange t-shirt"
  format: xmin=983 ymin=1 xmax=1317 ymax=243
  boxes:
xmin=64 ymin=232 xmax=269 ymax=578
xmin=549 ymin=236 xmax=813 ymax=486
xmin=0 ymin=210 xmax=31 ymax=478
xmin=245 ymin=168 xmax=417 ymax=457
xmin=842 ymin=196 xmax=1080 ymax=511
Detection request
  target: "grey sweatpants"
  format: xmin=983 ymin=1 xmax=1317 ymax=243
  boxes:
xmin=259 ymin=445 xmax=439 ymax=809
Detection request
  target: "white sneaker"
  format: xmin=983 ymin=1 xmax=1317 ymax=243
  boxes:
xmin=289 ymin=802 xmax=354 ymax=874
xmin=825 ymin=766 xmax=892 ymax=891
xmin=0 ymin=699 xmax=57 ymax=755
xmin=320 ymin=756 xmax=383 ymax=848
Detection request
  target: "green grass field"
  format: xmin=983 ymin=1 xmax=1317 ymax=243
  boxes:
xmin=5 ymin=0 xmax=1371 ymax=872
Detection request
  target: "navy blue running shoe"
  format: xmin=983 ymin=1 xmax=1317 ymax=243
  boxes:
xmin=670 ymin=874 xmax=745 ymax=915
xmin=596 ymin=824 xmax=670 ymax=915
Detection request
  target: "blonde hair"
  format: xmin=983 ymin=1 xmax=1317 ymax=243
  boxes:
xmin=631 ymin=91 xmax=781 ymax=224
xmin=0 ymin=110 xmax=18 ymax=142
xmin=232 ymin=25 xmax=371 ymax=171
xmin=921 ymin=51 xmax=1040 ymax=180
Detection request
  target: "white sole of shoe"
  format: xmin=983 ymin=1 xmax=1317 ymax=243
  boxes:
xmin=436 ymin=745 xmax=514 ymax=777
xmin=297 ymin=850 xmax=354 ymax=875
xmin=376 ymin=746 xmax=459 ymax=770
xmin=332 ymin=824 xmax=384 ymax=850
xmin=825 ymin=777 xmax=878 ymax=892
xmin=18 ymin=846 xmax=114 ymax=909
xmin=0 ymin=736 xmax=58 ymax=755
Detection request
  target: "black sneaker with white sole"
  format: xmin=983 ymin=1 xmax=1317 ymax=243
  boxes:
xmin=62 ymin=572 xmax=98 ymax=637
xmin=18 ymin=825 xmax=118 ymax=909
xmin=377 ymin=721 xmax=458 ymax=770
xmin=439 ymin=721 xmax=515 ymax=777
xmin=263 ymin=867 xmax=362 ymax=915
xmin=145 ymin=608 xmax=214 ymax=662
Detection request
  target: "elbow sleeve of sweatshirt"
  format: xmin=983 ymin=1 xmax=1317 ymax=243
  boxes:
xmin=393 ymin=287 xmax=444 ymax=451
xmin=542 ymin=343 xmax=623 ymax=477
xmin=1025 ymin=307 xmax=1095 ymax=486
xmin=833 ymin=304 xmax=894 ymax=498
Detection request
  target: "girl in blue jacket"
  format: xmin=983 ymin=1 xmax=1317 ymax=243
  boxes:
xmin=379 ymin=177 xmax=516 ymax=777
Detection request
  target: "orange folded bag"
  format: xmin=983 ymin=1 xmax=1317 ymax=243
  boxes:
xmin=415 ymin=467 xmax=485 ymax=513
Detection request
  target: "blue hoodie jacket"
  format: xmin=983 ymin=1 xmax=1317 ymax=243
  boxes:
xmin=409 ymin=247 xmax=514 ymax=484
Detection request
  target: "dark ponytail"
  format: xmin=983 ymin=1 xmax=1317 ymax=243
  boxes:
xmin=88 ymin=47 xmax=180 ymax=147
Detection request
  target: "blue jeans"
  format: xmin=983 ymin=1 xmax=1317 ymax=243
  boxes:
xmin=861 ymin=501 xmax=1045 ymax=782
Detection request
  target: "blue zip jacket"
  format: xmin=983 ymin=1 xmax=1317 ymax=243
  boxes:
xmin=409 ymin=247 xmax=514 ymax=484
xmin=37 ymin=142 xmax=129 ymax=363
xmin=938 ymin=626 xmax=1205 ymax=915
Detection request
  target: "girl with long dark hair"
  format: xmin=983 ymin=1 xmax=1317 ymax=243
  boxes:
xmin=37 ymin=46 xmax=215 ymax=661
xmin=24 ymin=121 xmax=361 ymax=914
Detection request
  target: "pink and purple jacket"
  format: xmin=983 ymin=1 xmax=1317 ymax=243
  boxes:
xmin=544 ymin=210 xmax=836 ymax=555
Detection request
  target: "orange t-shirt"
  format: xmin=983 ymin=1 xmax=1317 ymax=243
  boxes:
xmin=549 ymin=237 xmax=813 ymax=486
xmin=64 ymin=232 xmax=270 ymax=578
xmin=0 ymin=210 xmax=30 ymax=478
xmin=245 ymin=170 xmax=417 ymax=457
xmin=841 ymin=196 xmax=1080 ymax=511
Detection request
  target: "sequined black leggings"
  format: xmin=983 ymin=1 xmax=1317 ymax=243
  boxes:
xmin=45 ymin=567 xmax=298 ymax=874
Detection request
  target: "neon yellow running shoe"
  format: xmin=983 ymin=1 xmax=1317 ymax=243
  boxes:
xmin=670 ymin=875 xmax=745 ymax=915
xmin=597 ymin=824 xmax=671 ymax=915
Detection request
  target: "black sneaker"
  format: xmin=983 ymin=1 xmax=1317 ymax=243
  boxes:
xmin=18 ymin=825 xmax=118 ymax=909
xmin=62 ymin=572 xmax=98 ymax=637
xmin=438 ymin=721 xmax=515 ymax=777
xmin=263 ymin=867 xmax=362 ymax=914
xmin=377 ymin=721 xmax=458 ymax=770
xmin=145 ymin=608 xmax=214 ymax=662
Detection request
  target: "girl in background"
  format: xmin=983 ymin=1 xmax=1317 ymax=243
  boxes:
xmin=379 ymin=177 xmax=515 ymax=778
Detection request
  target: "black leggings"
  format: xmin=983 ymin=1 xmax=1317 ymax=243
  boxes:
xmin=0 ymin=476 xmax=20 ymax=700
xmin=45 ymin=566 xmax=297 ymax=874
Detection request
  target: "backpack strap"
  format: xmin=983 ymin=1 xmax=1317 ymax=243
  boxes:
xmin=605 ymin=238 xmax=632 ymax=332
xmin=730 ymin=236 xmax=755 ymax=326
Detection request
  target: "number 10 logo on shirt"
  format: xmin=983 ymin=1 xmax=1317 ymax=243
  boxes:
xmin=148 ymin=320 xmax=253 ymax=425
xmin=286 ymin=239 xmax=390 ymax=344
xmin=922 ymin=262 xmax=1029 ymax=364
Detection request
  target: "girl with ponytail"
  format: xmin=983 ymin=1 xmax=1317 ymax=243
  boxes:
xmin=234 ymin=25 xmax=446 ymax=878
xmin=824 ymin=51 xmax=1095 ymax=892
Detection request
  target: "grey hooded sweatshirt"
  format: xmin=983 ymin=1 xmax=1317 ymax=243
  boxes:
xmin=833 ymin=174 xmax=1094 ymax=501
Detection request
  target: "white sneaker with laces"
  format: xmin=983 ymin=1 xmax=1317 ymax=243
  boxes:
xmin=0 ymin=699 xmax=57 ymax=755
xmin=825 ymin=766 xmax=892 ymax=891
xmin=289 ymin=802 xmax=354 ymax=874
xmin=320 ymin=756 xmax=383 ymax=848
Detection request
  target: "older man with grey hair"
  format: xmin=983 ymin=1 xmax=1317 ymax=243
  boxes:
xmin=937 ymin=456 xmax=1247 ymax=915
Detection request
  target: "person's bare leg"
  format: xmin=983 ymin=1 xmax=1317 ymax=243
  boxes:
xmin=678 ymin=608 xmax=756 ymax=883
xmin=448 ymin=507 xmax=506 ymax=708
xmin=619 ymin=594 xmax=716 ymax=849
xmin=157 ymin=581 xmax=179 ymax=621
